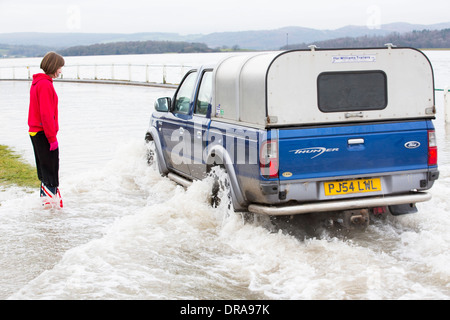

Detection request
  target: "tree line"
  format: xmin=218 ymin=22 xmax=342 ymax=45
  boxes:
xmin=59 ymin=40 xmax=218 ymax=56
xmin=282 ymin=29 xmax=450 ymax=50
xmin=0 ymin=40 xmax=218 ymax=58
xmin=0 ymin=44 xmax=52 ymax=58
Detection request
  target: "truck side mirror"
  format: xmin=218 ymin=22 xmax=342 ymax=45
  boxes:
xmin=154 ymin=97 xmax=171 ymax=112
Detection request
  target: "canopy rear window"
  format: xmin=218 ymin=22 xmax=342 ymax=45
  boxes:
xmin=317 ymin=71 xmax=387 ymax=113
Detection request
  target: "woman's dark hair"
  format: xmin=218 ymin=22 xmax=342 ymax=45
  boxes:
xmin=40 ymin=52 xmax=65 ymax=75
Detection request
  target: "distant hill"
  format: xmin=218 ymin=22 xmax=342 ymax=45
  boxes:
xmin=0 ymin=32 xmax=189 ymax=48
xmin=1 ymin=21 xmax=450 ymax=57
xmin=283 ymin=29 xmax=450 ymax=50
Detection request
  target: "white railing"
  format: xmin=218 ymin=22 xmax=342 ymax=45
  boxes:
xmin=2 ymin=64 xmax=450 ymax=123
xmin=0 ymin=63 xmax=192 ymax=86
xmin=444 ymin=87 xmax=450 ymax=123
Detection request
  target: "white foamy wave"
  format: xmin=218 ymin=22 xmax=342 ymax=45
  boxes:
xmin=9 ymin=142 xmax=450 ymax=299
xmin=3 ymin=139 xmax=449 ymax=300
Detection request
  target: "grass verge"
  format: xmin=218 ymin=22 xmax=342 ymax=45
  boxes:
xmin=0 ymin=144 xmax=40 ymax=189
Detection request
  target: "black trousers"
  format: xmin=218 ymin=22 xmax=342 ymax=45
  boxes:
xmin=30 ymin=131 xmax=59 ymax=188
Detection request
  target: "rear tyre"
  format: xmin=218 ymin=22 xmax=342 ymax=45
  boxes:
xmin=209 ymin=166 xmax=232 ymax=209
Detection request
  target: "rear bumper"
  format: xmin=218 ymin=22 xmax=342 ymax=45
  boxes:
xmin=247 ymin=192 xmax=431 ymax=216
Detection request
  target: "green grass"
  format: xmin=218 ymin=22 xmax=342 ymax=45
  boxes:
xmin=0 ymin=144 xmax=40 ymax=189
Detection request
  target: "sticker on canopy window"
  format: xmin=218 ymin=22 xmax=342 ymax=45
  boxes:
xmin=332 ymin=55 xmax=376 ymax=63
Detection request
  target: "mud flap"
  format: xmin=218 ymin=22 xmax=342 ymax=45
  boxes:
xmin=389 ymin=203 xmax=418 ymax=216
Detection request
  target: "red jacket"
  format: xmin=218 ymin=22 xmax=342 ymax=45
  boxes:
xmin=28 ymin=73 xmax=59 ymax=143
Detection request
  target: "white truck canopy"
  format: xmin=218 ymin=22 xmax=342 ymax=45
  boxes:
xmin=212 ymin=47 xmax=435 ymax=128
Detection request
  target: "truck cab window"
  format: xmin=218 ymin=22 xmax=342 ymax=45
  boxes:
xmin=173 ymin=71 xmax=198 ymax=114
xmin=195 ymin=70 xmax=213 ymax=116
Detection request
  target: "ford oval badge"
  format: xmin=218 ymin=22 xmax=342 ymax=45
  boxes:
xmin=405 ymin=141 xmax=421 ymax=149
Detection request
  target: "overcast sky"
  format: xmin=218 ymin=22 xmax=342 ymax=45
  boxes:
xmin=0 ymin=0 xmax=449 ymax=34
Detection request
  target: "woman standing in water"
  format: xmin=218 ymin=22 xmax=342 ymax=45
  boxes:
xmin=28 ymin=52 xmax=65 ymax=208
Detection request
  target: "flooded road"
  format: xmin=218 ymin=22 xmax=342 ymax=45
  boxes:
xmin=0 ymin=51 xmax=449 ymax=300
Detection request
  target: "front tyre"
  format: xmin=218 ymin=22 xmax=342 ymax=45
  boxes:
xmin=145 ymin=139 xmax=165 ymax=175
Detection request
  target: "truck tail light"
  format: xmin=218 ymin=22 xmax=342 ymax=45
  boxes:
xmin=428 ymin=130 xmax=438 ymax=166
xmin=260 ymin=140 xmax=279 ymax=179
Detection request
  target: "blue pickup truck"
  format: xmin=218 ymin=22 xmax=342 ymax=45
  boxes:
xmin=145 ymin=47 xmax=439 ymax=228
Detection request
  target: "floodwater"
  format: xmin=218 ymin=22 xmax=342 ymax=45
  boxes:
xmin=0 ymin=51 xmax=449 ymax=300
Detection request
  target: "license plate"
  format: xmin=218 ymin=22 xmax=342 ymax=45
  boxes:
xmin=324 ymin=178 xmax=382 ymax=196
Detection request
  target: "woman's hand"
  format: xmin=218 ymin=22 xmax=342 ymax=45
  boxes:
xmin=50 ymin=141 xmax=58 ymax=151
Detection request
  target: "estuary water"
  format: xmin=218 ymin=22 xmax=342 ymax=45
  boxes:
xmin=0 ymin=51 xmax=449 ymax=300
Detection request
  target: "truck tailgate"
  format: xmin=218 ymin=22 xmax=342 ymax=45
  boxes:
xmin=278 ymin=121 xmax=432 ymax=181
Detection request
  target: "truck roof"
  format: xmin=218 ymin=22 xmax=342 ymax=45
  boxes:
xmin=212 ymin=47 xmax=435 ymax=128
